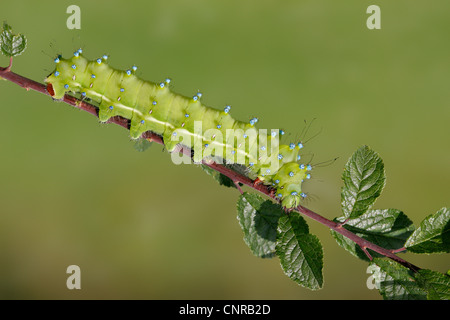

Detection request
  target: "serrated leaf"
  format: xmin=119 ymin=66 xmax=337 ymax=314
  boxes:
xmin=276 ymin=214 xmax=323 ymax=290
xmin=236 ymin=193 xmax=284 ymax=258
xmin=133 ymin=138 xmax=153 ymax=152
xmin=341 ymin=146 xmax=386 ymax=219
xmin=0 ymin=22 xmax=27 ymax=57
xmin=331 ymin=209 xmax=415 ymax=261
xmin=370 ymin=258 xmax=427 ymax=300
xmin=405 ymin=207 xmax=450 ymax=253
xmin=201 ymin=164 xmax=236 ymax=189
xmin=414 ymin=269 xmax=450 ymax=300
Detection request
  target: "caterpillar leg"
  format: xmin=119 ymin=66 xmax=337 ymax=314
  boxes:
xmin=253 ymin=177 xmax=263 ymax=187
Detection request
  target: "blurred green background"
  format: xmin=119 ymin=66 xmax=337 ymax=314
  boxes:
xmin=0 ymin=0 xmax=449 ymax=299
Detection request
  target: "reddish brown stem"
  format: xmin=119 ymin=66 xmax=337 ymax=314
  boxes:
xmin=6 ymin=57 xmax=13 ymax=71
xmin=0 ymin=65 xmax=421 ymax=272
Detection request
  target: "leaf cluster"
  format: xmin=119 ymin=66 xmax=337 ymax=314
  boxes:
xmin=232 ymin=146 xmax=449 ymax=298
xmin=0 ymin=22 xmax=27 ymax=57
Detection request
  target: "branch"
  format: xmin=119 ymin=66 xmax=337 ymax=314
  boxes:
xmin=0 ymin=65 xmax=421 ymax=272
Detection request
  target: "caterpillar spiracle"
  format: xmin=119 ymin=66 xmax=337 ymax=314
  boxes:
xmin=45 ymin=49 xmax=312 ymax=209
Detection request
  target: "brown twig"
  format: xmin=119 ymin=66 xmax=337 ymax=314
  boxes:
xmin=0 ymin=65 xmax=421 ymax=272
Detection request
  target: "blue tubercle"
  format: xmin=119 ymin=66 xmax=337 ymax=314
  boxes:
xmin=249 ymin=117 xmax=258 ymax=126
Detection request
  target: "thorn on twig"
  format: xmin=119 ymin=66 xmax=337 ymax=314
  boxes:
xmin=337 ymin=219 xmax=349 ymax=228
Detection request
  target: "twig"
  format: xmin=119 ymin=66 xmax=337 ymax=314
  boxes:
xmin=0 ymin=65 xmax=421 ymax=273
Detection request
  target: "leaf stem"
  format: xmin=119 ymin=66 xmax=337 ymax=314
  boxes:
xmin=233 ymin=181 xmax=244 ymax=194
xmin=6 ymin=57 xmax=13 ymax=71
xmin=0 ymin=66 xmax=421 ymax=273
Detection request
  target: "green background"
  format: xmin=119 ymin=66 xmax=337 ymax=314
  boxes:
xmin=0 ymin=0 xmax=449 ymax=299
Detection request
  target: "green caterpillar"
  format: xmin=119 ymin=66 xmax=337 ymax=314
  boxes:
xmin=45 ymin=49 xmax=312 ymax=208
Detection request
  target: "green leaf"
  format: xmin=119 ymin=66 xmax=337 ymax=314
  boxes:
xmin=370 ymin=258 xmax=427 ymax=300
xmin=414 ymin=269 xmax=450 ymax=300
xmin=133 ymin=138 xmax=152 ymax=152
xmin=405 ymin=207 xmax=450 ymax=253
xmin=341 ymin=146 xmax=386 ymax=220
xmin=276 ymin=213 xmax=323 ymax=290
xmin=236 ymin=193 xmax=284 ymax=258
xmin=0 ymin=22 xmax=27 ymax=57
xmin=331 ymin=209 xmax=415 ymax=261
xmin=201 ymin=164 xmax=237 ymax=189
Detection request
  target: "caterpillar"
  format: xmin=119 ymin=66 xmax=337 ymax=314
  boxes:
xmin=45 ymin=49 xmax=312 ymax=209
